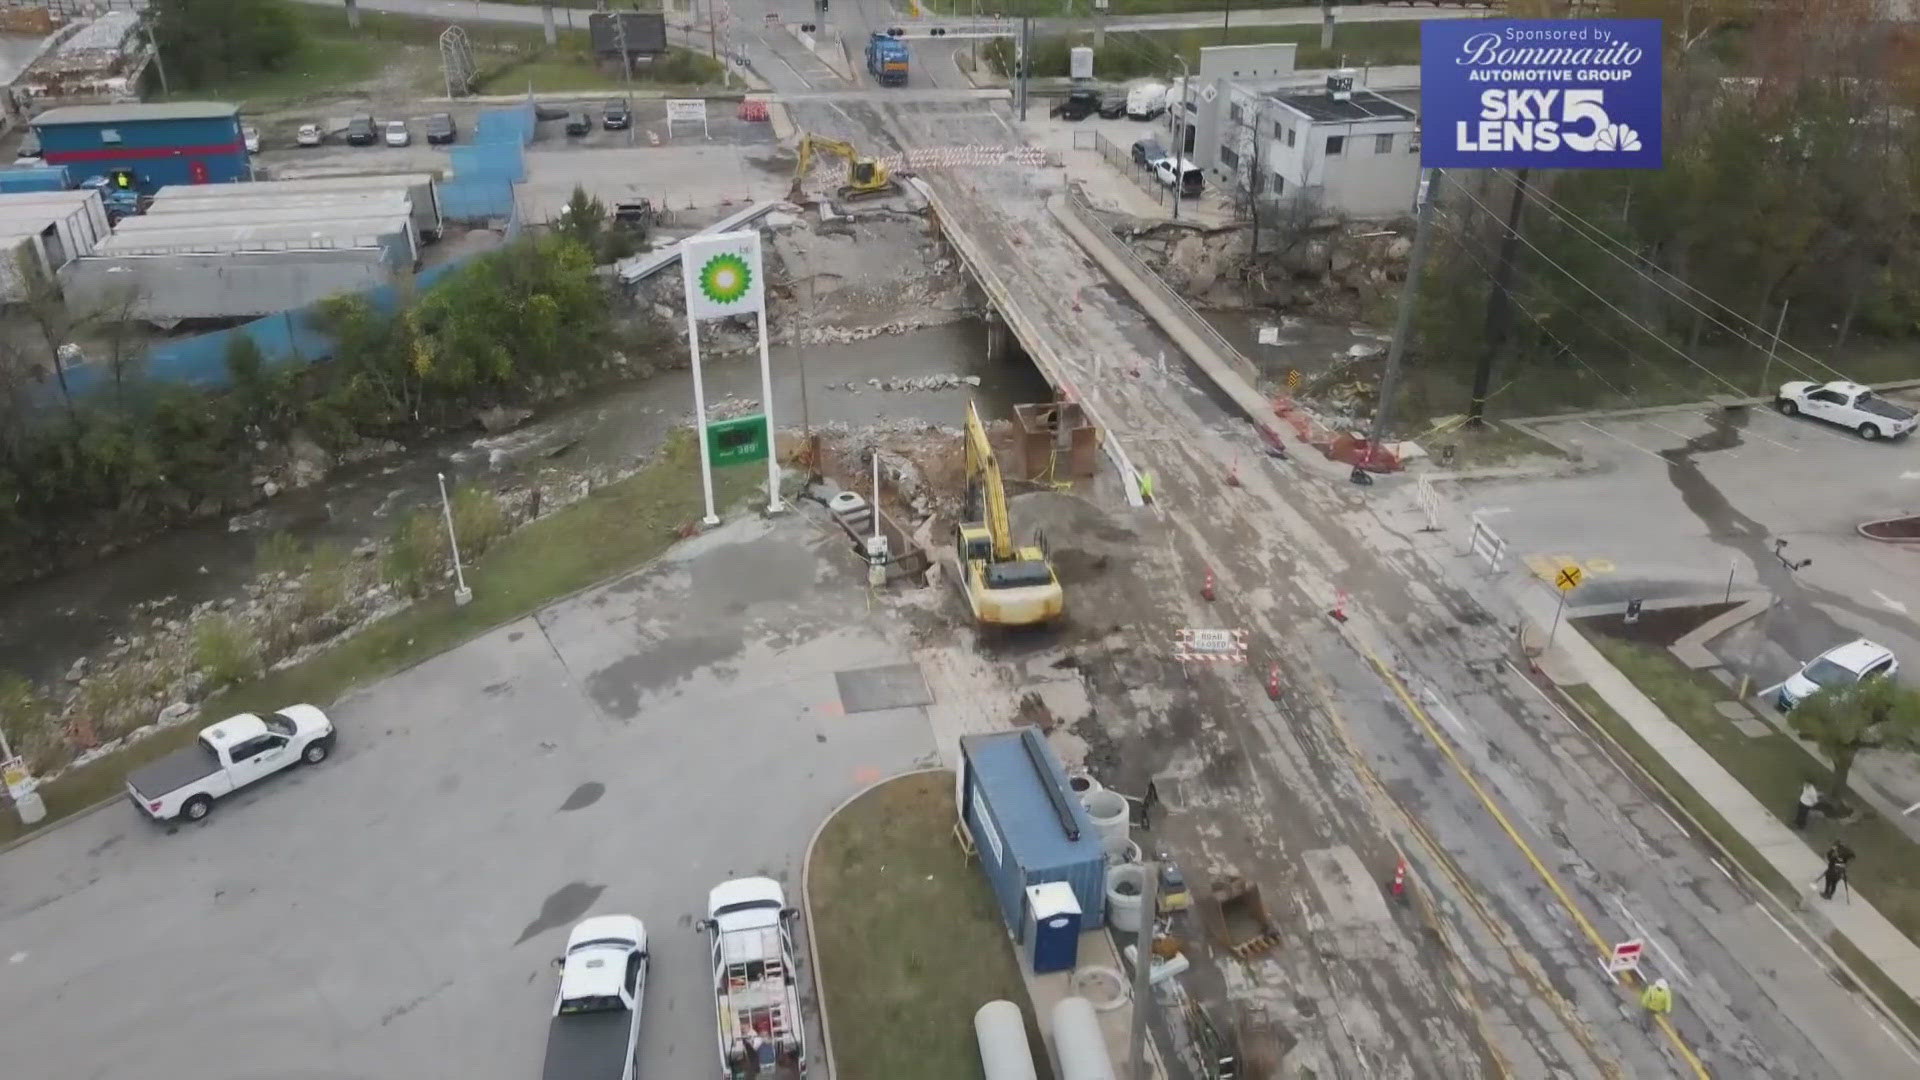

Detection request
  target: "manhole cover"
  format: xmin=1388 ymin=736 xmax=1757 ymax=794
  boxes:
xmin=834 ymin=663 xmax=933 ymax=714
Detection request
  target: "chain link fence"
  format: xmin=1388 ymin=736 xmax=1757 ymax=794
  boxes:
xmin=1093 ymin=131 xmax=1171 ymax=208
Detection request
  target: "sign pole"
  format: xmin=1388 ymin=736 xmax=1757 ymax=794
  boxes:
xmin=754 ymin=307 xmax=782 ymax=514
xmin=687 ymin=316 xmax=721 ymax=526
xmin=1545 ymin=587 xmax=1566 ymax=653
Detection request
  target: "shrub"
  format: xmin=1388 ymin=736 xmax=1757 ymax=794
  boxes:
xmin=193 ymin=614 xmax=259 ymax=689
xmin=452 ymin=484 xmax=509 ymax=558
xmin=384 ymin=509 xmax=447 ymax=598
xmin=298 ymin=541 xmax=353 ymax=621
xmin=255 ymin=530 xmax=307 ymax=578
xmin=0 ymin=672 xmax=61 ymax=771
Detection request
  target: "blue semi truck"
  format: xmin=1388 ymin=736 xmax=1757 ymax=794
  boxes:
xmin=866 ymin=32 xmax=909 ymax=86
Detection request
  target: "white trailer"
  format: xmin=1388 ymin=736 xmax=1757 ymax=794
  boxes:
xmin=695 ymin=878 xmax=806 ymax=1080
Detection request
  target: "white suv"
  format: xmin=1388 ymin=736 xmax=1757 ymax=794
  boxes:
xmin=1777 ymin=638 xmax=1898 ymax=711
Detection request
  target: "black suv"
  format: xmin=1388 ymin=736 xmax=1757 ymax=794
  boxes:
xmin=345 ymin=114 xmax=376 ymax=145
xmin=602 ymin=99 xmax=631 ymax=130
xmin=1052 ymin=88 xmax=1101 ymax=121
xmin=564 ymin=111 xmax=591 ymax=136
xmin=424 ymin=113 xmax=456 ymax=144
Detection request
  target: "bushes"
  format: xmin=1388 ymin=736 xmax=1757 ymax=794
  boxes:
xmin=384 ymin=486 xmax=509 ymax=598
xmin=193 ymin=615 xmax=259 ymax=689
xmin=0 ymin=672 xmax=60 ymax=772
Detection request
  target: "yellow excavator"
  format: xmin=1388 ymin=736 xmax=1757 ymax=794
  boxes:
xmin=955 ymin=401 xmax=1064 ymax=627
xmin=792 ymin=133 xmax=898 ymax=201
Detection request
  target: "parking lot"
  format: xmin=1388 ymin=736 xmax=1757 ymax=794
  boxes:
xmin=0 ymin=514 xmax=936 ymax=1079
xmin=1455 ymin=389 xmax=1920 ymax=686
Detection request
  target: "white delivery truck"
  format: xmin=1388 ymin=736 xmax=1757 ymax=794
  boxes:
xmin=1125 ymin=81 xmax=1168 ymax=119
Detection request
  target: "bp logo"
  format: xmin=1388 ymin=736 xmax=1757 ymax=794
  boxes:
xmin=697 ymin=252 xmax=753 ymax=306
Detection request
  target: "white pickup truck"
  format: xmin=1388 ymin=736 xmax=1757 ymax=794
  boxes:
xmin=543 ymin=916 xmax=649 ymax=1080
xmin=695 ymin=878 xmax=806 ymax=1079
xmin=125 ymin=707 xmax=334 ymax=822
xmin=1775 ymin=380 xmax=1917 ymax=440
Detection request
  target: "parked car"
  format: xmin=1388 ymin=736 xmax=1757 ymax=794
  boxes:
xmin=242 ymin=124 xmax=260 ymax=154
xmin=565 ymin=111 xmax=592 ymax=136
xmin=543 ymin=916 xmax=648 ymax=1080
xmin=1775 ymin=379 xmax=1916 ymax=441
xmin=602 ymin=99 xmax=631 ymax=130
xmin=296 ymin=122 xmax=323 ymax=147
xmin=125 ymin=707 xmax=335 ymax=823
xmin=1152 ymin=156 xmax=1204 ymax=197
xmin=424 ymin=112 xmax=456 ymax=144
xmin=1130 ymin=137 xmax=1167 ymax=167
xmin=1777 ymin=639 xmax=1899 ymax=711
xmin=384 ymin=119 xmax=411 ymax=147
xmin=1051 ymin=88 xmax=1101 ymax=121
xmin=1098 ymin=94 xmax=1127 ymax=120
xmin=695 ymin=878 xmax=805 ymax=1079
xmin=346 ymin=114 xmax=376 ymax=145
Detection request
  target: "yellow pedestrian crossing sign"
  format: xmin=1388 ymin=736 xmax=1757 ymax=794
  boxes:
xmin=1556 ymin=565 xmax=1583 ymax=592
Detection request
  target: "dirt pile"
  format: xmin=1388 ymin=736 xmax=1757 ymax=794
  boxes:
xmin=1113 ymin=214 xmax=1414 ymax=319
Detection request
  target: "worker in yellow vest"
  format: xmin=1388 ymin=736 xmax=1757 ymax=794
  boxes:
xmin=1137 ymin=469 xmax=1154 ymax=505
xmin=1640 ymin=977 xmax=1673 ymax=1029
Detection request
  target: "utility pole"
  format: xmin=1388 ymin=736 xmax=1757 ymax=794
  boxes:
xmin=1360 ymin=167 xmax=1439 ymax=484
xmin=1320 ymin=0 xmax=1334 ymax=50
xmin=144 ymin=18 xmax=170 ymax=96
xmin=970 ymin=0 xmax=979 ymax=71
xmin=1469 ymin=167 xmax=1528 ymax=426
xmin=1171 ymin=55 xmax=1189 ymax=222
xmin=1756 ymin=300 xmax=1789 ymax=397
xmin=1017 ymin=16 xmax=1031 ymax=121
xmin=1221 ymin=0 xmax=1231 ymax=43
xmin=1127 ymin=861 xmax=1159 ymax=1080
xmin=705 ymin=0 xmax=718 ymax=61
xmin=615 ymin=12 xmax=632 ymax=82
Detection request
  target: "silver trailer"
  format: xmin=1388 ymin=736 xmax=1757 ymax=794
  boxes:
xmin=96 ymin=212 xmax=418 ymax=270
xmin=158 ymin=173 xmax=443 ymax=238
xmin=62 ymin=247 xmax=393 ymax=324
xmin=0 ymin=188 xmax=110 ymax=265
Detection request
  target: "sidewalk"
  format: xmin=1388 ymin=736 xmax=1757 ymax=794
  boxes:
xmin=1512 ymin=581 xmax=1920 ymax=998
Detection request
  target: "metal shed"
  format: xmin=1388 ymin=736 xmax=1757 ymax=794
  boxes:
xmin=97 ymin=213 xmax=417 ymax=269
xmin=211 ymin=174 xmax=443 ymax=238
xmin=32 ymin=102 xmax=248 ymax=188
xmin=958 ymin=730 xmax=1108 ymax=937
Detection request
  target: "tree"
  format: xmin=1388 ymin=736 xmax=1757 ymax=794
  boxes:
xmin=1788 ymin=677 xmax=1920 ymax=811
xmin=151 ymin=0 xmax=301 ymax=91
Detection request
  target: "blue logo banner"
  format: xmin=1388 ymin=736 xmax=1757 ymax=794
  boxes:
xmin=1420 ymin=19 xmax=1664 ymax=170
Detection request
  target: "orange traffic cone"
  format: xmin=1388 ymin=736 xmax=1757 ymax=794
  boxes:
xmin=1201 ymin=568 xmax=1216 ymax=602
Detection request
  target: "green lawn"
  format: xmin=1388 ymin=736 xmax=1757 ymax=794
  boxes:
xmin=810 ymin=771 xmax=1054 ymax=1080
xmin=1577 ymin=634 xmax=1920 ymax=955
xmin=985 ymin=21 xmax=1423 ymax=79
xmin=474 ymin=47 xmax=725 ymax=93
xmin=0 ymin=433 xmax=758 ymax=848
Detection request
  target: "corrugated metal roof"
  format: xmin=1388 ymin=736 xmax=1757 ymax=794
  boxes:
xmin=0 ymin=189 xmax=96 ymax=210
xmin=961 ymin=730 xmax=1104 ymax=871
xmin=97 ymin=214 xmax=406 ymax=254
xmin=210 ymin=173 xmax=436 ymax=195
xmin=146 ymin=191 xmax=409 ymax=215
xmin=34 ymin=101 xmax=240 ymax=126
xmin=128 ymin=196 xmax=410 ymax=229
xmin=0 ymin=188 xmax=97 ymax=227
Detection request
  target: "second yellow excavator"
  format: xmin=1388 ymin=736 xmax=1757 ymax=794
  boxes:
xmin=792 ymin=133 xmax=898 ymax=201
xmin=954 ymin=401 xmax=1064 ymax=627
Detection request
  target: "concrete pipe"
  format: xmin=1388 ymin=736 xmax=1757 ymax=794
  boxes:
xmin=975 ymin=1000 xmax=1039 ymax=1080
xmin=1080 ymin=787 xmax=1130 ymax=856
xmin=1105 ymin=863 xmax=1148 ymax=934
xmin=1051 ymin=996 xmax=1119 ymax=1080
xmin=1068 ymin=772 xmax=1103 ymax=799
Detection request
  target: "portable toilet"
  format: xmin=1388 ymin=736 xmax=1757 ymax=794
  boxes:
xmin=1024 ymin=881 xmax=1083 ymax=974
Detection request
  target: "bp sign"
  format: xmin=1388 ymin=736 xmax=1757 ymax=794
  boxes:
xmin=1420 ymin=19 xmax=1663 ymax=170
xmin=706 ymin=413 xmax=769 ymax=466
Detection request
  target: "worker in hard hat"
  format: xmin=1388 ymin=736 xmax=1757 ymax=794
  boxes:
xmin=1639 ymin=977 xmax=1673 ymax=1029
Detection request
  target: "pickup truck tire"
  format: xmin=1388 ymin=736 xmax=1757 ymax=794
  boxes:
xmin=1775 ymin=398 xmax=1797 ymax=416
xmin=1859 ymin=422 xmax=1882 ymax=440
xmin=182 ymin=795 xmax=212 ymax=822
xmin=301 ymin=738 xmax=332 ymax=765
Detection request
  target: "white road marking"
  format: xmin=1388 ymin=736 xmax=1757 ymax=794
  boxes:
xmin=1421 ymin=686 xmax=1471 ymax=739
xmin=7 ymin=951 xmax=24 ymax=964
xmin=1711 ymin=857 xmax=1736 ymax=884
xmin=1653 ymin=802 xmax=1690 ymax=838
xmin=1505 ymin=661 xmax=1637 ymax=786
xmin=1474 ymin=505 xmax=1512 ymax=517
xmin=1758 ymin=906 xmax=1799 ymax=948
xmin=1871 ymin=590 xmax=1910 ymax=615
xmin=1902 ymin=471 xmax=1920 ymax=480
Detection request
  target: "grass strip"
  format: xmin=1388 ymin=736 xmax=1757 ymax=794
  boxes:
xmin=809 ymin=770 xmax=1054 ymax=1080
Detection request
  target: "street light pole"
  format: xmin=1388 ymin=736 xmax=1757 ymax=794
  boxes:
xmin=1127 ymin=861 xmax=1159 ymax=1080
xmin=1171 ymin=55 xmax=1189 ymax=221
xmin=1358 ymin=167 xmax=1439 ymax=484
xmin=437 ymin=472 xmax=473 ymax=606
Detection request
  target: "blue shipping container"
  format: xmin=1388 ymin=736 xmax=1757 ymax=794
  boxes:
xmin=0 ymin=166 xmax=71 ymax=192
xmin=959 ymin=730 xmax=1108 ymax=938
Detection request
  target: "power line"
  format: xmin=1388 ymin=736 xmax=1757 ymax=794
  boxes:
xmin=1499 ymin=171 xmax=1850 ymax=384
xmin=1437 ymin=172 xmax=1754 ymax=399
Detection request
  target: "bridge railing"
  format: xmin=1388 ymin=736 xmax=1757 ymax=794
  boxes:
xmin=1061 ymin=187 xmax=1263 ymax=388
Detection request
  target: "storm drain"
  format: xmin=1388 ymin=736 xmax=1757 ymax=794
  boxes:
xmin=834 ymin=663 xmax=934 ymax=714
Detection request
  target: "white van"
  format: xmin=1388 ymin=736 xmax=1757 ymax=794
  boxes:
xmin=1125 ymin=81 xmax=1167 ymax=119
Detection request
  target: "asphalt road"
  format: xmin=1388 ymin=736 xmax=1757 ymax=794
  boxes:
xmin=726 ymin=4 xmax=1920 ymax=1070
xmin=0 ymin=515 xmax=936 ymax=1080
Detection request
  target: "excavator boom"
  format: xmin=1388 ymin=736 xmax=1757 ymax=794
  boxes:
xmin=965 ymin=401 xmax=1016 ymax=562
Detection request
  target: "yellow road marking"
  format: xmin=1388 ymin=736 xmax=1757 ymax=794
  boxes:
xmin=1525 ymin=554 xmax=1617 ymax=583
xmin=1361 ymin=646 xmax=1712 ymax=1080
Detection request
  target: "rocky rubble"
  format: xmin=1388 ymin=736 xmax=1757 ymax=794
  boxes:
xmin=830 ymin=374 xmax=983 ymax=394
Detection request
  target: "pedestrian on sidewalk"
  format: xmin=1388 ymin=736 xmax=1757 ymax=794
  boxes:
xmin=1639 ymin=978 xmax=1673 ymax=1030
xmin=1793 ymin=781 xmax=1819 ymax=829
xmin=1819 ymin=840 xmax=1855 ymax=900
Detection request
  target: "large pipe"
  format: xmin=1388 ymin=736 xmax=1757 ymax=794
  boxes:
xmin=975 ymin=1000 xmax=1039 ymax=1080
xmin=1052 ymin=996 xmax=1118 ymax=1080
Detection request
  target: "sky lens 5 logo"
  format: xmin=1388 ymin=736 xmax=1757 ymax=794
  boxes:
xmin=1421 ymin=20 xmax=1663 ymax=170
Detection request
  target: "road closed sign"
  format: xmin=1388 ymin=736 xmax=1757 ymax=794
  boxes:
xmin=1420 ymin=20 xmax=1663 ymax=170
xmin=1604 ymin=938 xmax=1644 ymax=978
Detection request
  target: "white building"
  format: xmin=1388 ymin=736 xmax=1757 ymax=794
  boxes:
xmin=1168 ymin=44 xmax=1422 ymax=220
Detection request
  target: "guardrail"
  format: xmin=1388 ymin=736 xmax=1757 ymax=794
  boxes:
xmin=1061 ymin=187 xmax=1261 ymax=388
xmin=1093 ymin=131 xmax=1170 ymax=208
